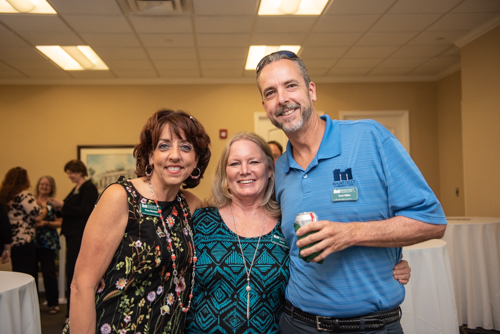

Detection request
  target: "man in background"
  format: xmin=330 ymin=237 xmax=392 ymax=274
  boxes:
xmin=256 ymin=51 xmax=447 ymax=333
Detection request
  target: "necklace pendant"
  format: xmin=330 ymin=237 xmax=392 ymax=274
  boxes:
xmin=246 ymin=284 xmax=251 ymax=292
xmin=247 ymin=290 xmax=250 ymax=319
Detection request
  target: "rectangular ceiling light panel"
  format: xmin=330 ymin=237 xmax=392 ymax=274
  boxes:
xmin=0 ymin=0 xmax=56 ymax=14
xmin=258 ymin=0 xmax=329 ymax=15
xmin=36 ymin=46 xmax=109 ymax=71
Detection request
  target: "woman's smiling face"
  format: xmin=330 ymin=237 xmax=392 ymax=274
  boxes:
xmin=149 ymin=123 xmax=198 ymax=189
xmin=226 ymin=139 xmax=271 ymax=203
xmin=38 ymin=178 xmax=52 ymax=196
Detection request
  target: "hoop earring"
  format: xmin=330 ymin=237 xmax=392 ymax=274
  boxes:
xmin=145 ymin=164 xmax=154 ymax=179
xmin=190 ymin=167 xmax=201 ymax=180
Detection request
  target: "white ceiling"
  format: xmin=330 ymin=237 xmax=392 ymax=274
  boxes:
xmin=1 ymin=0 xmax=500 ymax=85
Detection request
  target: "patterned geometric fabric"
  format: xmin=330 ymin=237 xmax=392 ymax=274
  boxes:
xmin=185 ymin=207 xmax=290 ymax=334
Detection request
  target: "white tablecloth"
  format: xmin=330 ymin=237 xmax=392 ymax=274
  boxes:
xmin=401 ymin=239 xmax=459 ymax=334
xmin=0 ymin=271 xmax=41 ymax=334
xmin=443 ymin=217 xmax=500 ymax=330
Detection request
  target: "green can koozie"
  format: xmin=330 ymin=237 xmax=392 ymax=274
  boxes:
xmin=294 ymin=223 xmax=324 ymax=264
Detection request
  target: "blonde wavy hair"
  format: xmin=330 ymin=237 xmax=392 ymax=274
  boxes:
xmin=205 ymin=132 xmax=280 ymax=217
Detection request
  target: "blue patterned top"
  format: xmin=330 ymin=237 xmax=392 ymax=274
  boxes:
xmin=34 ymin=204 xmax=60 ymax=253
xmin=185 ymin=207 xmax=290 ymax=334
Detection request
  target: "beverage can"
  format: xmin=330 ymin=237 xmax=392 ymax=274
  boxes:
xmin=294 ymin=211 xmax=324 ymax=264
xmin=294 ymin=212 xmax=318 ymax=228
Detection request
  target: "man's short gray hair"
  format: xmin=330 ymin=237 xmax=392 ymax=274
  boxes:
xmin=256 ymin=51 xmax=311 ymax=94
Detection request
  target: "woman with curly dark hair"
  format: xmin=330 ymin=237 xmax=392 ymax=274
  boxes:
xmin=64 ymin=109 xmax=211 ymax=334
xmin=0 ymin=167 xmax=47 ymax=278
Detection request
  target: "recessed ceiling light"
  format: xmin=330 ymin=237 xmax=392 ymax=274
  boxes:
xmin=36 ymin=46 xmax=109 ymax=71
xmin=0 ymin=0 xmax=56 ymax=14
xmin=258 ymin=0 xmax=329 ymax=15
xmin=245 ymin=45 xmax=301 ymax=70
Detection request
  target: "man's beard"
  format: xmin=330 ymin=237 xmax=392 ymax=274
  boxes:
xmin=271 ymin=102 xmax=313 ymax=133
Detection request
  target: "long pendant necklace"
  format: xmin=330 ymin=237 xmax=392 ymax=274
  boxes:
xmin=231 ymin=204 xmax=266 ymax=320
xmin=148 ymin=179 xmax=197 ymax=313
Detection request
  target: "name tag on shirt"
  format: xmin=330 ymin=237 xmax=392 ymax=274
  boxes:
xmin=332 ymin=187 xmax=358 ymax=202
xmin=271 ymin=233 xmax=289 ymax=249
xmin=140 ymin=203 xmax=160 ymax=216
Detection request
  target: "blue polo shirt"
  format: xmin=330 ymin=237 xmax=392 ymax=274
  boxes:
xmin=275 ymin=115 xmax=446 ymax=317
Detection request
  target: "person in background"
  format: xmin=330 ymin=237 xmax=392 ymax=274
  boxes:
xmin=0 ymin=204 xmax=12 ymax=264
xmin=64 ymin=109 xmax=211 ymax=334
xmin=267 ymin=140 xmax=283 ymax=163
xmin=185 ymin=132 xmax=411 ymax=334
xmin=48 ymin=160 xmax=98 ymax=320
xmin=0 ymin=167 xmax=47 ymax=278
xmin=256 ymin=51 xmax=445 ymax=333
xmin=35 ymin=176 xmax=62 ymax=315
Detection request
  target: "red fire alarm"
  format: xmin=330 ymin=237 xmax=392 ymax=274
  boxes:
xmin=219 ymin=129 xmax=228 ymax=139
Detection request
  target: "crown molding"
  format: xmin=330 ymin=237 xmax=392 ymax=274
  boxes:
xmin=454 ymin=14 xmax=500 ymax=48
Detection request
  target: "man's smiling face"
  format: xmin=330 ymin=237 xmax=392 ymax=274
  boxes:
xmin=259 ymin=59 xmax=316 ymax=133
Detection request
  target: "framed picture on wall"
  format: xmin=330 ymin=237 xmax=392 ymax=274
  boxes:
xmin=77 ymin=145 xmax=136 ymax=194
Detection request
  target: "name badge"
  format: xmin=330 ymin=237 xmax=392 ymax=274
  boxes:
xmin=332 ymin=187 xmax=358 ymax=202
xmin=140 ymin=203 xmax=160 ymax=216
xmin=271 ymin=233 xmax=289 ymax=249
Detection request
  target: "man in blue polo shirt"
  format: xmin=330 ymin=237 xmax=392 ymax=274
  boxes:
xmin=256 ymin=51 xmax=447 ymax=333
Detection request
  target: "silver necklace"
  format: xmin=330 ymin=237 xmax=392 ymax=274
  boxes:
xmin=230 ymin=204 xmax=266 ymax=320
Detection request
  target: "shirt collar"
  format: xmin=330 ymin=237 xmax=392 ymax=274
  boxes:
xmin=281 ymin=115 xmax=341 ymax=173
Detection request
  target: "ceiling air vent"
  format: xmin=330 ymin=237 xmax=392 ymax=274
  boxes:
xmin=117 ymin=0 xmax=184 ymax=15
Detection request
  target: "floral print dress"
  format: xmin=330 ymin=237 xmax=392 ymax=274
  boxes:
xmin=7 ymin=190 xmax=41 ymax=246
xmin=65 ymin=176 xmax=195 ymax=334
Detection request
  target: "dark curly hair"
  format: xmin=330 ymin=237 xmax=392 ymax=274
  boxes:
xmin=0 ymin=167 xmax=30 ymax=209
xmin=134 ymin=109 xmax=211 ymax=189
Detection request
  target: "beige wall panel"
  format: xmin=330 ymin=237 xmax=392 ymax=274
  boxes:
xmin=314 ymin=82 xmax=440 ymax=196
xmin=1 ymin=81 xmax=440 ymax=204
xmin=461 ymin=25 xmax=500 ymax=216
xmin=437 ymin=71 xmax=465 ymax=216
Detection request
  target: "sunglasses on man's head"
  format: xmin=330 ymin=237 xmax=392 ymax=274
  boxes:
xmin=256 ymin=50 xmax=298 ymax=74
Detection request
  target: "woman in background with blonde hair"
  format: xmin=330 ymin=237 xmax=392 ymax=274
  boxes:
xmin=35 ymin=175 xmax=62 ymax=315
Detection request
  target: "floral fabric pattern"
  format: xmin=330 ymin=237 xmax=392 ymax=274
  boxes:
xmin=7 ymin=190 xmax=41 ymax=246
xmin=63 ymin=176 xmax=195 ymax=334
